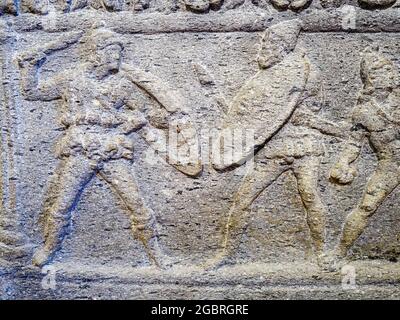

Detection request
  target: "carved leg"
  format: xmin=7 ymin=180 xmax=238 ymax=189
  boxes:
xmin=32 ymin=155 xmax=95 ymax=267
xmin=335 ymin=161 xmax=399 ymax=258
xmin=293 ymin=156 xmax=327 ymax=257
xmin=205 ymin=158 xmax=288 ymax=270
xmin=99 ymin=160 xmax=165 ymax=268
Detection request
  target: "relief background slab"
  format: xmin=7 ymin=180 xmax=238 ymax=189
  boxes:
xmin=1 ymin=3 xmax=400 ymax=299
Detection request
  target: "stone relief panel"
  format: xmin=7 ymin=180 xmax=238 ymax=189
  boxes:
xmin=0 ymin=2 xmax=400 ymax=299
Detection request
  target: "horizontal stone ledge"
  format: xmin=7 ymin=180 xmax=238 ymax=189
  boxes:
xmin=5 ymin=260 xmax=400 ymax=299
xmin=8 ymin=283 xmax=400 ymax=299
xmin=3 ymin=7 xmax=400 ymax=34
xmin=9 ymin=260 xmax=400 ymax=287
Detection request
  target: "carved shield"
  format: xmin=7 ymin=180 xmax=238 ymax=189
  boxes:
xmin=122 ymin=64 xmax=202 ymax=177
xmin=212 ymin=51 xmax=309 ymax=170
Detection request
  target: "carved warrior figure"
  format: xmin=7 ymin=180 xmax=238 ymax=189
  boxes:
xmin=207 ymin=19 xmax=344 ymax=268
xmin=328 ymin=47 xmax=400 ymax=263
xmin=16 ymin=26 xmax=201 ymax=267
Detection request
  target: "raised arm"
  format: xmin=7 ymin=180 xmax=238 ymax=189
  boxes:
xmin=15 ymin=31 xmax=82 ymax=101
xmin=121 ymin=63 xmax=202 ymax=177
xmin=18 ymin=63 xmax=64 ymax=101
xmin=121 ymin=63 xmax=186 ymax=114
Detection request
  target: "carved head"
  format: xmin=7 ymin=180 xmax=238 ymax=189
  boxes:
xmin=81 ymin=24 xmax=124 ymax=79
xmin=360 ymin=47 xmax=397 ymax=92
xmin=257 ymin=19 xmax=302 ymax=69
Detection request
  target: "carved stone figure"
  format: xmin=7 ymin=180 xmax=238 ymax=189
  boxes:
xmin=207 ymin=19 xmax=345 ymax=269
xmin=16 ymin=25 xmax=201 ymax=268
xmin=327 ymin=47 xmax=400 ymax=266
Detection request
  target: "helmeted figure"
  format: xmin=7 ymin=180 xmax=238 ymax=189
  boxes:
xmin=328 ymin=47 xmax=400 ymax=265
xmin=207 ymin=19 xmax=344 ymax=269
xmin=16 ymin=26 xmax=201 ymax=267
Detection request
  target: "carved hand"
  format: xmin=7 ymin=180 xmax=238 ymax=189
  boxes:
xmin=330 ymin=161 xmax=357 ymax=185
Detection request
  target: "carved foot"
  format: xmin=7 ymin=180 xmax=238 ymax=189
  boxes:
xmin=146 ymin=238 xmax=177 ymax=270
xmin=151 ymin=251 xmax=177 ymax=270
xmin=318 ymin=250 xmax=346 ymax=272
xmin=32 ymin=247 xmax=52 ymax=267
xmin=202 ymin=251 xmax=231 ymax=271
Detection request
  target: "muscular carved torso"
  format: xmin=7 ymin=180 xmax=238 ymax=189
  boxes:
xmin=352 ymin=91 xmax=400 ymax=162
xmin=59 ymin=73 xmax=144 ymax=130
xmin=53 ymin=71 xmax=154 ymax=162
xmin=261 ymin=60 xmax=330 ymax=160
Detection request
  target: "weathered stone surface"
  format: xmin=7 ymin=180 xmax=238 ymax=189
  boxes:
xmin=1 ymin=1 xmax=400 ymax=299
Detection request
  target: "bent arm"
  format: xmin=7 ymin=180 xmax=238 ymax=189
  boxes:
xmin=19 ymin=62 xmax=64 ymax=101
xmin=292 ymin=63 xmax=347 ymax=137
xmin=329 ymin=123 xmax=366 ymax=185
xmin=338 ymin=123 xmax=367 ymax=165
xmin=121 ymin=63 xmax=186 ymax=114
xmin=121 ymin=64 xmax=202 ymax=177
xmin=16 ymin=31 xmax=82 ymax=101
xmin=291 ymin=107 xmax=347 ymax=139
